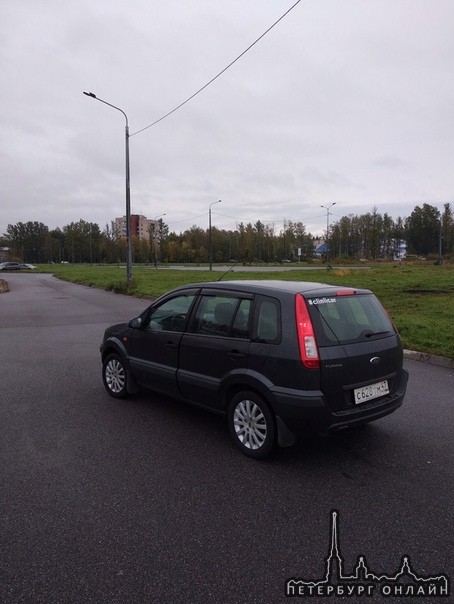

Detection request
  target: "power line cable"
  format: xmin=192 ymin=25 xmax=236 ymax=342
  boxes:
xmin=166 ymin=212 xmax=208 ymax=226
xmin=130 ymin=0 xmax=302 ymax=137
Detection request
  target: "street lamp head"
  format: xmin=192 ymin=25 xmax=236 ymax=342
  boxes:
xmin=83 ymin=91 xmax=97 ymax=98
xmin=210 ymin=199 xmax=222 ymax=209
xmin=321 ymin=202 xmax=336 ymax=208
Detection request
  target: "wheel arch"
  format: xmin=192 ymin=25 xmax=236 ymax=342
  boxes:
xmin=221 ymin=375 xmax=275 ymax=414
xmin=101 ymin=337 xmax=128 ymax=363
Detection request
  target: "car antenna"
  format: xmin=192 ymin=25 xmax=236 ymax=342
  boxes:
xmin=217 ymin=261 xmax=238 ymax=281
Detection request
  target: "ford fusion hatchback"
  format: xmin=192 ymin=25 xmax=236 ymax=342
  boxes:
xmin=100 ymin=281 xmax=408 ymax=458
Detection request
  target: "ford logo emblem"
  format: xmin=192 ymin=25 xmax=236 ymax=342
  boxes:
xmin=370 ymin=356 xmax=381 ymax=365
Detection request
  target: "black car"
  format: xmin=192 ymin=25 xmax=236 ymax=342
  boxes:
xmin=0 ymin=262 xmax=22 ymax=271
xmin=100 ymin=280 xmax=408 ymax=458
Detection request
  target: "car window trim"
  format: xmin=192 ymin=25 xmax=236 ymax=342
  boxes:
xmin=199 ymin=287 xmax=254 ymax=300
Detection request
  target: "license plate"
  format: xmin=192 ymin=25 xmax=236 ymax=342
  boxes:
xmin=354 ymin=380 xmax=389 ymax=404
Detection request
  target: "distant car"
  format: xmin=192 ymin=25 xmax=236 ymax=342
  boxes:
xmin=20 ymin=263 xmax=37 ymax=270
xmin=281 ymin=258 xmax=291 ymax=263
xmin=0 ymin=262 xmax=22 ymax=271
xmin=100 ymin=280 xmax=408 ymax=459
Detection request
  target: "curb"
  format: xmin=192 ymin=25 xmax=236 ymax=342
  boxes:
xmin=404 ymin=349 xmax=454 ymax=370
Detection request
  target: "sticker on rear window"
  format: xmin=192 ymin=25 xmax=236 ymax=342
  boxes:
xmin=308 ymin=297 xmax=336 ymax=305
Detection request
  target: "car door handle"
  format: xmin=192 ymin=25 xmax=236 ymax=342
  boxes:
xmin=165 ymin=341 xmax=178 ymax=349
xmin=229 ymin=350 xmax=246 ymax=359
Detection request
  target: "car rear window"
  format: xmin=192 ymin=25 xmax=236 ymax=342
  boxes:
xmin=254 ymin=297 xmax=281 ymax=344
xmin=306 ymin=293 xmax=395 ymax=346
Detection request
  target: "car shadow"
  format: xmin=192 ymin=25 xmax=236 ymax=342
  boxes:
xmin=110 ymin=389 xmax=394 ymax=471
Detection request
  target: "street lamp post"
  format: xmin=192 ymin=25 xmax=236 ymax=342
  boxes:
xmin=209 ymin=200 xmax=222 ymax=271
xmin=321 ymin=202 xmax=336 ymax=265
xmin=83 ymin=91 xmax=132 ymax=284
xmin=438 ymin=218 xmax=443 ymax=266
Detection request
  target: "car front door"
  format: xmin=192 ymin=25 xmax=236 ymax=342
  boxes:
xmin=127 ymin=291 xmax=197 ymax=397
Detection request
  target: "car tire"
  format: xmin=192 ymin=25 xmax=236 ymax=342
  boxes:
xmin=102 ymin=353 xmax=128 ymax=399
xmin=228 ymin=391 xmax=275 ymax=459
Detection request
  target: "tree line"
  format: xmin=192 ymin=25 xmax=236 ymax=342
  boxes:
xmin=2 ymin=203 xmax=453 ymax=265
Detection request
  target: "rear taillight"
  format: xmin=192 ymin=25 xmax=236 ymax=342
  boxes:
xmin=295 ymin=294 xmax=320 ymax=369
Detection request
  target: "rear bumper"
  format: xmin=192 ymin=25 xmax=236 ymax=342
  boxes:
xmin=271 ymin=368 xmax=409 ymax=436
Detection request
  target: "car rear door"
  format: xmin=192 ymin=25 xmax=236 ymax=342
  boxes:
xmin=178 ymin=291 xmax=252 ymax=410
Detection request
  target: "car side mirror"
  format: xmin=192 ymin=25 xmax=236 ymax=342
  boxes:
xmin=128 ymin=317 xmax=142 ymax=329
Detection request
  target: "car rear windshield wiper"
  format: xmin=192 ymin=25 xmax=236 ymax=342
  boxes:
xmin=361 ymin=329 xmax=391 ymax=338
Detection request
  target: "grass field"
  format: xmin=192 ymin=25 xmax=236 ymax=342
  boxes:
xmin=39 ymin=262 xmax=454 ymax=359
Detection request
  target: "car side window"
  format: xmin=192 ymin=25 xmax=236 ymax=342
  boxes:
xmin=192 ymin=295 xmax=251 ymax=339
xmin=146 ymin=294 xmax=196 ymax=332
xmin=255 ymin=297 xmax=281 ymax=343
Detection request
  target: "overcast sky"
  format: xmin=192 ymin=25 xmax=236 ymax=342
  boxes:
xmin=1 ymin=0 xmax=453 ymax=237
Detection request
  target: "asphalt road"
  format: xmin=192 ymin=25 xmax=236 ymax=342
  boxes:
xmin=1 ymin=274 xmax=453 ymax=603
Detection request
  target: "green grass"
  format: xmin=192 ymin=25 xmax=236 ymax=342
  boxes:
xmin=39 ymin=262 xmax=454 ymax=359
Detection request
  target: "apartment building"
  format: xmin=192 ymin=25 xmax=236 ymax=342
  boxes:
xmin=114 ymin=215 xmax=158 ymax=240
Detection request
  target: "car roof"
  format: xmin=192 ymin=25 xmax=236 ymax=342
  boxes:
xmin=171 ymin=280 xmax=371 ymax=296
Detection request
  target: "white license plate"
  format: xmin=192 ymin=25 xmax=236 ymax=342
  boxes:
xmin=354 ymin=380 xmax=389 ymax=404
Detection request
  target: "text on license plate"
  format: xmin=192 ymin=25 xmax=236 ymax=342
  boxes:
xmin=354 ymin=380 xmax=389 ymax=404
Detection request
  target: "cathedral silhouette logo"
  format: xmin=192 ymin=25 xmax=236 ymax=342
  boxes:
xmin=285 ymin=510 xmax=450 ymax=599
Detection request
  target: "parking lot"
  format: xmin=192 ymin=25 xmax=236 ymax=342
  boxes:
xmin=1 ymin=274 xmax=452 ymax=603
